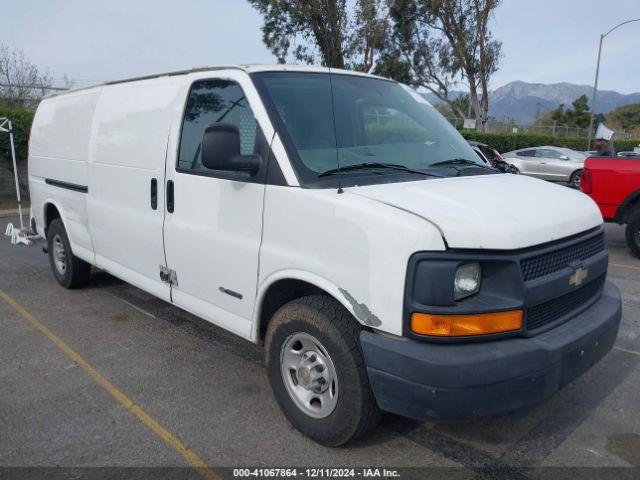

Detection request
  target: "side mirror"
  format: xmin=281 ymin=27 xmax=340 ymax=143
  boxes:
xmin=201 ymin=123 xmax=261 ymax=175
xmin=559 ymin=155 xmax=570 ymax=160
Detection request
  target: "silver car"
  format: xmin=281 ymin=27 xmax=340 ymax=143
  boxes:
xmin=502 ymin=146 xmax=586 ymax=188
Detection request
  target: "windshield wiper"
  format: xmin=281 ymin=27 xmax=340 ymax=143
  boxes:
xmin=318 ymin=162 xmax=445 ymax=178
xmin=430 ymin=158 xmax=498 ymax=172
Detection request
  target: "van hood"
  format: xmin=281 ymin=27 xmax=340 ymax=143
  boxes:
xmin=347 ymin=174 xmax=602 ymax=250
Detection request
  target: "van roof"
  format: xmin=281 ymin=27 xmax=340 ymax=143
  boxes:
xmin=44 ymin=64 xmax=392 ymax=99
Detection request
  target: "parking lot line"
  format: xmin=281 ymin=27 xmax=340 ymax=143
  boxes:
xmin=0 ymin=289 xmax=220 ymax=480
xmin=609 ymin=262 xmax=640 ymax=271
xmin=614 ymin=345 xmax=640 ymax=357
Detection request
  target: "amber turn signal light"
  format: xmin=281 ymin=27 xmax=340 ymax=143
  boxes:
xmin=411 ymin=310 xmax=523 ymax=337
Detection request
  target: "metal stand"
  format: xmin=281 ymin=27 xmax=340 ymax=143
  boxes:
xmin=1 ymin=117 xmax=37 ymax=245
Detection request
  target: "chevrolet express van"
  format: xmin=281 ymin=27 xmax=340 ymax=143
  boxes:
xmin=29 ymin=65 xmax=622 ymax=446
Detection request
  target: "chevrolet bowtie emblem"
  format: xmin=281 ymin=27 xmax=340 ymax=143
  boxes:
xmin=569 ymin=267 xmax=588 ymax=287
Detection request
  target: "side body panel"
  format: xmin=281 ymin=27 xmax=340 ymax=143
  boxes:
xmin=162 ymin=70 xmax=274 ymax=339
xmin=504 ymin=152 xmax=540 ymax=177
xmin=87 ymin=78 xmax=184 ymax=300
xmin=534 ymin=149 xmax=582 ymax=182
xmin=255 ymin=186 xmax=446 ymax=338
xmin=585 ymin=157 xmax=640 ymax=221
xmin=28 ymin=89 xmax=101 ymax=262
xmin=539 ymin=158 xmax=572 ymax=181
xmin=533 ymin=151 xmax=558 ymax=181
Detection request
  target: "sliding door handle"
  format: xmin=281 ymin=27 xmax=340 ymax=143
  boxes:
xmin=150 ymin=178 xmax=158 ymax=210
xmin=166 ymin=180 xmax=174 ymax=213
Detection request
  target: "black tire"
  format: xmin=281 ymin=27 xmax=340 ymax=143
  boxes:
xmin=625 ymin=209 xmax=640 ymax=259
xmin=47 ymin=218 xmax=91 ymax=289
xmin=265 ymin=295 xmax=381 ymax=446
xmin=507 ymin=165 xmax=520 ymax=174
xmin=570 ymin=169 xmax=583 ymax=189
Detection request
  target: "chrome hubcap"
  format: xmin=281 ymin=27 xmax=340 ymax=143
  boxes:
xmin=52 ymin=234 xmax=67 ymax=274
xmin=280 ymin=332 xmax=338 ymax=418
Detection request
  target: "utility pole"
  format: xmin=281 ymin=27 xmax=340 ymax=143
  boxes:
xmin=587 ymin=18 xmax=640 ymax=149
xmin=587 ymin=33 xmax=604 ymax=149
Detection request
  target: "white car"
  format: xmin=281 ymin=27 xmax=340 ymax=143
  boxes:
xmin=28 ymin=65 xmax=621 ymax=446
xmin=502 ymin=146 xmax=587 ymax=188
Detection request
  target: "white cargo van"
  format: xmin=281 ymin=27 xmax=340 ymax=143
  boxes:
xmin=29 ymin=65 xmax=621 ymax=446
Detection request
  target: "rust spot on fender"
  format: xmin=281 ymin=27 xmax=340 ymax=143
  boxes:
xmin=339 ymin=288 xmax=382 ymax=327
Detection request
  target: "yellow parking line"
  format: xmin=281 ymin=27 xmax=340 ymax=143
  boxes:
xmin=0 ymin=290 xmax=219 ymax=480
xmin=609 ymin=262 xmax=640 ymax=271
xmin=614 ymin=346 xmax=640 ymax=357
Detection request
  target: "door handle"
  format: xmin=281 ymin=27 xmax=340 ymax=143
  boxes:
xmin=166 ymin=180 xmax=174 ymax=213
xmin=150 ymin=178 xmax=158 ymax=210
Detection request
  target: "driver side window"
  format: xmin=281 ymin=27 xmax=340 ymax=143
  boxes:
xmin=536 ymin=149 xmax=560 ymax=159
xmin=517 ymin=149 xmax=536 ymax=157
xmin=178 ymin=79 xmax=257 ymax=179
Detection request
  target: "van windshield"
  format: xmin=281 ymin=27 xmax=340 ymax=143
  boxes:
xmin=252 ymin=71 xmax=486 ymax=186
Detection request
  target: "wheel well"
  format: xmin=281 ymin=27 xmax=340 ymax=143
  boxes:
xmin=44 ymin=203 xmax=61 ymax=234
xmin=616 ymin=189 xmax=640 ymax=224
xmin=620 ymin=198 xmax=640 ymax=224
xmin=259 ymin=279 xmax=326 ymax=340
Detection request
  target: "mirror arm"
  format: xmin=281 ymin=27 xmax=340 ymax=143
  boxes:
xmin=230 ymin=154 xmax=261 ymax=175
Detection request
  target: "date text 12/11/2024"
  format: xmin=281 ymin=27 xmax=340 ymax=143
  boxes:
xmin=232 ymin=468 xmax=401 ymax=478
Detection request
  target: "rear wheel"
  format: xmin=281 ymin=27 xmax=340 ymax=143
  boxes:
xmin=570 ymin=170 xmax=582 ymax=189
xmin=625 ymin=209 xmax=640 ymax=259
xmin=47 ymin=218 xmax=91 ymax=288
xmin=265 ymin=295 xmax=380 ymax=446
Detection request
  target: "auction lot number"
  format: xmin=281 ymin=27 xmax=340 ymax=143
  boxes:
xmin=233 ymin=468 xmax=400 ymax=478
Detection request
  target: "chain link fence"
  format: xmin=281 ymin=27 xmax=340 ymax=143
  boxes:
xmin=446 ymin=117 xmax=640 ymax=139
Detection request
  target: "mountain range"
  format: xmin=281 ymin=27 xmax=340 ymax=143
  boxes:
xmin=423 ymin=81 xmax=640 ymax=124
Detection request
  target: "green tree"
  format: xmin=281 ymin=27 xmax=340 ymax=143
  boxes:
xmin=543 ymin=104 xmax=565 ymax=124
xmin=541 ymin=95 xmax=590 ymax=128
xmin=247 ymin=0 xmax=390 ymax=71
xmin=346 ymin=0 xmax=390 ymax=72
xmin=565 ymin=94 xmax=590 ymax=128
xmin=381 ymin=0 xmax=502 ymax=128
xmin=434 ymin=93 xmax=472 ymax=120
xmin=248 ymin=0 xmax=503 ymax=131
xmin=607 ymin=103 xmax=640 ymax=131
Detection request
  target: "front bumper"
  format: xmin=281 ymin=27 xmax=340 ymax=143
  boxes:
xmin=361 ymin=281 xmax=621 ymax=420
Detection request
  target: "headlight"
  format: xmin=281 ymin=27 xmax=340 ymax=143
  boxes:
xmin=454 ymin=262 xmax=481 ymax=300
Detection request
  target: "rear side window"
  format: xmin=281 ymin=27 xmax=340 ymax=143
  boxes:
xmin=178 ymin=79 xmax=257 ymax=178
xmin=536 ymin=149 xmax=561 ymax=159
xmin=517 ymin=150 xmax=536 ymax=157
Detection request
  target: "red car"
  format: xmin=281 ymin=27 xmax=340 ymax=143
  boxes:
xmin=582 ymin=155 xmax=640 ymax=257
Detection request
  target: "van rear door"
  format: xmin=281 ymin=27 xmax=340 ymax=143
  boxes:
xmin=162 ymin=73 xmax=269 ymax=339
xmin=88 ymin=80 xmax=183 ymax=300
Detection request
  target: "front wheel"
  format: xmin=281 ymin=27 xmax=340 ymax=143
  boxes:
xmin=570 ymin=169 xmax=583 ymax=189
xmin=265 ymin=295 xmax=380 ymax=446
xmin=625 ymin=209 xmax=640 ymax=258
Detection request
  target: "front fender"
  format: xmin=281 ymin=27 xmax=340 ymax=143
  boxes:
xmin=256 ymin=186 xmax=446 ymax=341
xmin=252 ymin=269 xmax=375 ymax=341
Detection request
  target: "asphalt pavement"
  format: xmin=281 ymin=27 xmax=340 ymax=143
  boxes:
xmin=1 ymin=216 xmax=639 ymax=479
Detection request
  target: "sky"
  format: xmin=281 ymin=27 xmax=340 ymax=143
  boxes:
xmin=1 ymin=0 xmax=639 ymax=93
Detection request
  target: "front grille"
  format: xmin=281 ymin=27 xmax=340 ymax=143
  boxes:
xmin=525 ymin=275 xmax=605 ymax=331
xmin=521 ymin=232 xmax=605 ymax=282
